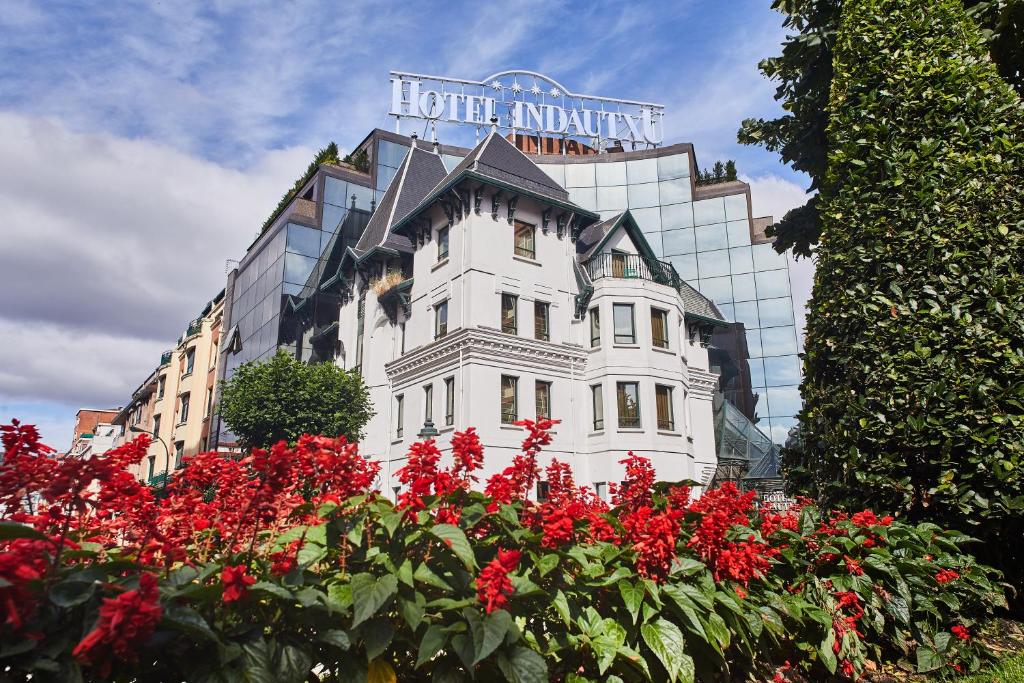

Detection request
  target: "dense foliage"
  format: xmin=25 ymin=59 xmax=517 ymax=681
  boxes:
xmin=0 ymin=418 xmax=1006 ymax=682
xmin=217 ymin=349 xmax=373 ymax=448
xmin=791 ymin=0 xmax=1024 ymax=591
xmin=737 ymin=0 xmax=1023 ymax=257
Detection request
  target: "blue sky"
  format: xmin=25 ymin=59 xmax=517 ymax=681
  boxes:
xmin=0 ymin=0 xmax=812 ymax=450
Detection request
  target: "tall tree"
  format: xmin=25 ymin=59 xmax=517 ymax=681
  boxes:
xmin=739 ymin=0 xmax=1023 ymax=258
xmin=218 ymin=349 xmax=373 ymax=449
xmin=794 ymin=0 xmax=1024 ymax=583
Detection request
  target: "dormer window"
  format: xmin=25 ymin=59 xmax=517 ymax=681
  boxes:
xmin=513 ymin=221 xmax=535 ymax=260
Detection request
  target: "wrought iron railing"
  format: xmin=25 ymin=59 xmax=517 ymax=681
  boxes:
xmin=583 ymin=253 xmax=681 ymax=289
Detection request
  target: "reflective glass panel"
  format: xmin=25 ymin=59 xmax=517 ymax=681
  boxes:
xmin=351 ymin=183 xmax=374 ymax=211
xmin=752 ymin=242 xmax=788 ymax=271
xmin=745 ymin=328 xmax=763 ymax=357
xmin=698 ymin=275 xmax=733 ymax=303
xmin=758 ymin=297 xmax=795 ymax=328
xmin=596 ymin=161 xmax=627 ymax=185
xmin=768 ymin=416 xmax=797 ymax=444
xmin=766 ymin=385 xmax=801 ymax=417
xmin=669 ymin=253 xmax=698 ymax=281
xmin=286 ymin=223 xmax=321 ymax=257
xmin=697 ymin=249 xmax=731 ymax=279
xmin=538 ymin=164 xmax=565 ymax=186
xmin=748 ymin=358 xmax=765 ymax=387
xmin=760 ymin=326 xmax=798 ymax=356
xmin=755 ymin=269 xmax=791 ymax=299
xmin=324 ymin=177 xmax=349 ymax=207
xmin=728 ymin=245 xmax=754 ymax=274
xmin=763 ymin=356 xmax=801 ymax=387
xmin=378 ymin=140 xmax=407 ymax=167
xmin=659 ymin=177 xmax=691 ymax=205
xmin=661 ymin=202 xmax=694 ymax=230
xmin=627 ymin=182 xmax=660 ymax=208
xmin=322 ymin=204 xmax=346 ymax=233
xmin=732 ymin=273 xmax=757 ymax=302
xmin=568 ymin=186 xmax=597 ymax=210
xmin=657 ymin=152 xmax=691 ymax=180
xmin=695 ymin=223 xmax=728 ymax=251
xmin=442 ymin=155 xmax=461 ymax=172
xmin=727 ymin=220 xmax=751 ymax=248
xmin=283 ymin=252 xmax=317 ymax=285
xmin=626 ymin=157 xmax=658 ymax=184
xmin=376 ymin=165 xmax=398 ymax=192
xmin=724 ymin=193 xmax=748 ymax=221
xmin=597 ymin=185 xmax=628 ymax=211
xmin=631 ymin=206 xmax=662 ymax=233
xmin=717 ymin=302 xmax=735 ymax=322
xmin=693 ymin=198 xmax=726 ymax=226
xmin=733 ymin=300 xmax=760 ymax=329
xmin=662 ymin=228 xmax=695 ymax=256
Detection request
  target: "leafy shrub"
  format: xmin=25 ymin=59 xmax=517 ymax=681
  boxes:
xmin=0 ymin=418 xmax=1006 ymax=682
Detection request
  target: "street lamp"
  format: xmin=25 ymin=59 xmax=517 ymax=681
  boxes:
xmin=129 ymin=425 xmax=171 ymax=492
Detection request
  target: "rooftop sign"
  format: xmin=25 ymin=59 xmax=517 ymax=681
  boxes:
xmin=389 ymin=70 xmax=665 ymax=148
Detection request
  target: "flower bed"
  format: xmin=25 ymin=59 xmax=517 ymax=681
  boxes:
xmin=0 ymin=419 xmax=1006 ymax=681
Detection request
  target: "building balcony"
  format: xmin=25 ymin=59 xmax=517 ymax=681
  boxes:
xmin=159 ymin=350 xmax=173 ymax=368
xmin=583 ymin=253 xmax=681 ymax=290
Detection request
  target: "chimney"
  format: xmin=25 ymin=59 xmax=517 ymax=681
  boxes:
xmin=432 ymin=139 xmax=440 ymax=156
xmin=410 ymin=132 xmax=418 ymax=149
xmin=490 ymin=116 xmax=498 ymax=134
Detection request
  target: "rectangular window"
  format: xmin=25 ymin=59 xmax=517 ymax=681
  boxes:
xmin=152 ymin=414 xmax=161 ymax=439
xmin=444 ymin=376 xmax=455 ymax=426
xmin=179 ymin=393 xmax=191 ymax=423
xmin=395 ymin=395 xmax=404 ymax=439
xmin=651 ymin=308 xmax=669 ymax=349
xmin=613 ymin=304 xmax=636 ymax=344
xmin=399 ymin=322 xmax=406 ymax=355
xmin=594 ymin=482 xmax=607 ymax=500
xmin=437 ymin=226 xmax=449 ymax=261
xmin=656 ymin=385 xmax=675 ymax=431
xmin=174 ymin=441 xmax=184 ymax=468
xmin=434 ymin=300 xmax=448 ymax=339
xmin=535 ymin=380 xmax=551 ymax=419
xmin=589 ymin=307 xmax=600 ymax=347
xmin=147 ymin=456 xmax=155 ymax=480
xmin=185 ymin=347 xmax=195 ymax=375
xmin=617 ymin=382 xmax=640 ymax=428
xmin=205 ymin=387 xmax=213 ymax=417
xmin=591 ymin=384 xmax=604 ymax=431
xmin=513 ymin=221 xmax=536 ymax=260
xmin=423 ymin=384 xmax=433 ymax=422
xmin=500 ymin=375 xmax=518 ymax=424
xmin=536 ymin=480 xmax=550 ymax=503
xmin=355 ymin=292 xmax=366 ymax=372
xmin=157 ymin=375 xmax=166 ymax=399
xmin=501 ymin=294 xmax=518 ymax=335
xmin=611 ymin=250 xmax=627 ymax=277
xmin=534 ymin=301 xmax=550 ymax=341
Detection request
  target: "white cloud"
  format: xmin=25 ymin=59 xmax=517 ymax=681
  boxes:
xmin=0 ymin=111 xmax=314 ymax=427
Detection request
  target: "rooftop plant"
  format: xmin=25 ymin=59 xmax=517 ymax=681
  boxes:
xmin=258 ymin=142 xmax=342 ymax=237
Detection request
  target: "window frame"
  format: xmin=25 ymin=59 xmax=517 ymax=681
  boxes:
xmin=185 ymin=347 xmax=196 ymax=375
xmin=423 ymin=384 xmax=433 ymax=422
xmin=616 ymin=381 xmax=641 ymax=428
xmin=152 ymin=414 xmax=161 ymax=439
xmin=437 ymin=225 xmax=449 ymax=261
xmin=591 ymin=384 xmax=604 ymax=431
xmin=434 ymin=300 xmax=449 ymax=339
xmin=205 ymin=386 xmax=213 ymax=417
xmin=501 ymin=293 xmax=518 ymax=335
xmin=179 ymin=392 xmax=191 ymax=424
xmin=500 ymin=375 xmax=519 ymax=424
xmin=534 ymin=300 xmax=550 ymax=341
xmin=651 ymin=307 xmax=670 ymax=349
xmin=513 ymin=220 xmax=536 ymax=260
xmin=444 ymin=376 xmax=455 ymax=426
xmin=535 ymin=380 xmax=552 ymax=420
xmin=655 ymin=384 xmax=675 ymax=431
xmin=355 ymin=291 xmax=366 ymax=372
xmin=395 ymin=394 xmax=404 ymax=439
xmin=157 ymin=375 xmax=166 ymax=399
xmin=589 ymin=307 xmax=600 ymax=347
xmin=613 ymin=303 xmax=636 ymax=345
xmin=174 ymin=441 xmax=184 ymax=468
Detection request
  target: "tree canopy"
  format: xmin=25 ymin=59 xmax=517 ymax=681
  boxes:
xmin=739 ymin=0 xmax=1023 ymax=257
xmin=791 ymin=0 xmax=1024 ymax=585
xmin=218 ymin=349 xmax=373 ymax=449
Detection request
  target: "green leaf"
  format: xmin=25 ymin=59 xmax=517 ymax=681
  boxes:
xmin=318 ymin=630 xmax=351 ymax=650
xmin=641 ymin=618 xmax=692 ymax=683
xmin=399 ymin=596 xmax=424 ymax=631
xmin=327 ymin=583 xmax=353 ymax=612
xmin=497 ymin=646 xmax=548 ymax=683
xmin=250 ymin=582 xmax=292 ymax=601
xmin=351 ymin=573 xmax=398 ymax=628
xmin=414 ymin=563 xmax=452 ymax=592
xmin=163 ymin=604 xmax=219 ymax=643
xmin=360 ymin=618 xmax=394 ymax=662
xmin=0 ymin=522 xmax=51 ymax=542
xmin=618 ymin=580 xmax=644 ymax=625
xmin=469 ymin=608 xmax=512 ymax=665
xmin=416 ymin=625 xmax=446 ymax=669
xmin=430 ymin=525 xmax=477 ymax=569
xmin=49 ymin=579 xmax=96 ymax=608
xmin=916 ymin=646 xmax=943 ymax=673
xmin=275 ymin=642 xmax=313 ymax=683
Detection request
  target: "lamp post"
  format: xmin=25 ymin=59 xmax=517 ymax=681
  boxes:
xmin=129 ymin=425 xmax=171 ymax=492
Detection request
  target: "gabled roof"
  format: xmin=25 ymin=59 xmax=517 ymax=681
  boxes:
xmin=391 ymin=129 xmax=598 ymax=235
xmin=351 ymin=143 xmax=448 ymax=259
xmin=678 ymin=280 xmax=726 ymax=324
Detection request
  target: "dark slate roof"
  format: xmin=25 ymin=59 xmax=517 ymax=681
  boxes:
xmin=353 ymin=144 xmax=447 ymax=256
xmin=678 ymin=280 xmax=726 ymax=322
xmin=575 ymin=212 xmax=625 ymax=262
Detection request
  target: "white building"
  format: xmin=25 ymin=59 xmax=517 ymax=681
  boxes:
xmin=336 ymin=128 xmax=727 ymax=498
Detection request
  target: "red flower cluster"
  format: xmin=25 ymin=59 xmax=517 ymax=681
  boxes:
xmin=831 ymin=590 xmax=865 ymax=677
xmin=484 ymin=419 xmax=555 ymax=509
xmin=72 ymin=573 xmax=162 ymax=677
xmin=0 ymin=538 xmax=52 ymax=631
xmin=394 ymin=429 xmax=486 ymax=521
xmin=477 ymin=549 xmax=521 ymax=613
xmin=221 ymin=565 xmax=256 ymax=603
xmin=936 ymin=569 xmax=960 ymax=585
xmin=951 ymin=624 xmax=970 ymax=641
xmin=687 ymin=482 xmax=774 ymax=585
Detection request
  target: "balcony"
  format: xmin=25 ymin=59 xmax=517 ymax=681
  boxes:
xmin=147 ymin=472 xmax=168 ymax=488
xmin=584 ymin=253 xmax=681 ymax=289
xmin=159 ymin=350 xmax=173 ymax=367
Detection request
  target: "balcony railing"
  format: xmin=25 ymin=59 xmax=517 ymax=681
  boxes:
xmin=159 ymin=350 xmax=173 ymax=367
xmin=584 ymin=253 xmax=682 ymax=289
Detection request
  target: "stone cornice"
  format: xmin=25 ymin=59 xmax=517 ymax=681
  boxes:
xmin=688 ymin=367 xmax=719 ymax=399
xmin=385 ymin=326 xmax=587 ymax=385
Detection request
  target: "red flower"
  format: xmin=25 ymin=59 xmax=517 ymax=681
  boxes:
xmin=951 ymin=624 xmax=970 ymax=641
xmin=935 ymin=569 xmax=960 ymax=585
xmin=221 ymin=565 xmax=256 ymax=603
xmin=844 ymin=556 xmax=864 ymax=576
xmin=772 ymin=661 xmax=791 ymax=683
xmin=72 ymin=573 xmax=162 ymax=677
xmin=841 ymin=659 xmax=855 ymax=678
xmin=476 ymin=549 xmax=521 ymax=613
xmin=269 ymin=539 xmax=302 ymax=576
